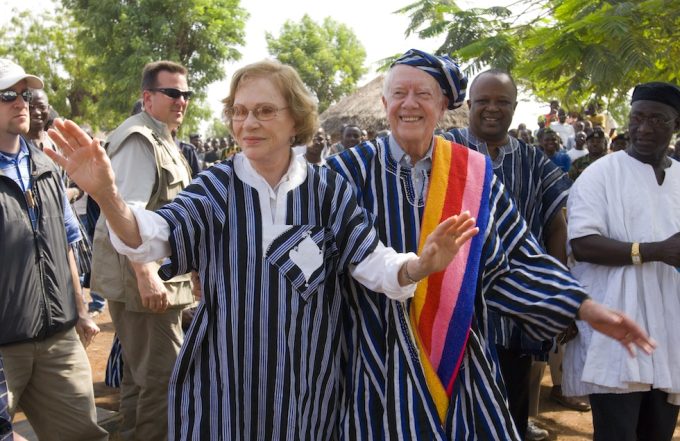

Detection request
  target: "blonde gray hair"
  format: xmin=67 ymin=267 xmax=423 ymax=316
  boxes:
xmin=222 ymin=60 xmax=318 ymax=146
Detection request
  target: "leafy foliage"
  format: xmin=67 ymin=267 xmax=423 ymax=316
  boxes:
xmin=62 ymin=0 xmax=248 ymax=133
xmin=266 ymin=15 xmax=367 ymax=113
xmin=1 ymin=1 xmax=247 ymax=134
xmin=205 ymin=117 xmax=231 ymax=139
xmin=397 ymin=0 xmax=680 ymax=118
xmin=0 ymin=9 xmax=114 ymax=127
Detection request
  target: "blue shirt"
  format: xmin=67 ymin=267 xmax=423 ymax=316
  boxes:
xmin=387 ymin=134 xmax=433 ymax=201
xmin=0 ymin=138 xmax=81 ymax=244
xmin=446 ymin=128 xmax=572 ymax=353
xmin=547 ymin=150 xmax=572 ymax=174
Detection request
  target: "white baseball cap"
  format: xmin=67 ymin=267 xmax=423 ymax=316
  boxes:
xmin=0 ymin=58 xmax=44 ymax=90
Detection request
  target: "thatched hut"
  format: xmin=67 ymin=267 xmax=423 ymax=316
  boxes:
xmin=319 ymin=75 xmax=469 ymax=139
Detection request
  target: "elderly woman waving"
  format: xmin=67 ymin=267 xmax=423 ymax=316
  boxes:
xmin=46 ymin=60 xmax=478 ymax=441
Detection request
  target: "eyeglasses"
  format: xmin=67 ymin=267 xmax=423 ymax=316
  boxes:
xmin=629 ymin=114 xmax=675 ymax=128
xmin=148 ymin=87 xmax=194 ymax=100
xmin=0 ymin=89 xmax=32 ymax=104
xmin=225 ymin=104 xmax=289 ymax=122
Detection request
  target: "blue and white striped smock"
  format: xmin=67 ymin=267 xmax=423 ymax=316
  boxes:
xmin=0 ymin=355 xmax=11 ymax=441
xmin=156 ymin=158 xmax=380 ymax=441
xmin=445 ymin=128 xmax=572 ymax=350
xmin=327 ymin=136 xmax=587 ymax=441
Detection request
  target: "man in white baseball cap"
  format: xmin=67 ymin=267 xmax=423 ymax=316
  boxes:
xmin=0 ymin=59 xmax=43 ymax=90
xmin=0 ymin=58 xmax=107 ymax=440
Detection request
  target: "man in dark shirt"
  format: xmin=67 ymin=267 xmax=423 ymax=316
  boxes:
xmin=568 ymin=127 xmax=608 ymax=181
xmin=0 ymin=58 xmax=106 ymax=440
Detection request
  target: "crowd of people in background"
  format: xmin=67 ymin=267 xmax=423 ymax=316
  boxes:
xmin=111 ymin=89 xmax=680 ymax=189
xmin=1 ymin=48 xmax=678 ymax=441
xmin=180 ymin=94 xmax=680 ymax=188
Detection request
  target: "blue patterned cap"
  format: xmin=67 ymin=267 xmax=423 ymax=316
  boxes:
xmin=391 ymin=49 xmax=467 ymax=110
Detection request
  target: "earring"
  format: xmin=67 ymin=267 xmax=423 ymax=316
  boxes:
xmin=289 ymin=136 xmax=296 ymax=146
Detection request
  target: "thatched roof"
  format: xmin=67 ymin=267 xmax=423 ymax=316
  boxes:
xmin=320 ymin=75 xmax=469 ymax=137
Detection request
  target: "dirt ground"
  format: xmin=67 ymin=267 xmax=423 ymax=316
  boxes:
xmin=71 ymin=307 xmax=680 ymax=440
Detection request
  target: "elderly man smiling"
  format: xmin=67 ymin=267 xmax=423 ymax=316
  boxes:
xmin=326 ymin=49 xmax=656 ymax=440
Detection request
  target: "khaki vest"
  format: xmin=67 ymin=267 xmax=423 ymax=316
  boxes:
xmin=91 ymin=112 xmax=194 ymax=312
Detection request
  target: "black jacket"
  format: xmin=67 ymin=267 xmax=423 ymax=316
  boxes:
xmin=0 ymin=143 xmax=77 ymax=345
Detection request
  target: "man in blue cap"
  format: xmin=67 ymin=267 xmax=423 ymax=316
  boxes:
xmin=563 ymin=81 xmax=680 ymax=441
xmin=327 ymin=49 xmax=655 ymax=440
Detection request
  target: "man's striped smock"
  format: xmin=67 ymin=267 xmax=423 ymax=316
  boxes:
xmin=327 ymin=136 xmax=588 ymax=440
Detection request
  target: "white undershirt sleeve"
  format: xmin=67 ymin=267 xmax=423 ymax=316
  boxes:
xmin=108 ymin=206 xmax=171 ymax=262
xmin=350 ymin=242 xmax=418 ymax=301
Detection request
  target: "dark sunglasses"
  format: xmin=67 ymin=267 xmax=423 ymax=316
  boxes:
xmin=0 ymin=89 xmax=33 ymax=103
xmin=148 ymin=87 xmax=194 ymax=100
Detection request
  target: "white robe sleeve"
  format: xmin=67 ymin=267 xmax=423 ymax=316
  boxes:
xmin=108 ymin=205 xmax=172 ymax=262
xmin=350 ymin=242 xmax=418 ymax=301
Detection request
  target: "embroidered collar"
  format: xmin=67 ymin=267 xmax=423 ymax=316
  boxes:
xmin=387 ymin=134 xmax=434 ymax=170
xmin=457 ymin=127 xmax=520 ymax=168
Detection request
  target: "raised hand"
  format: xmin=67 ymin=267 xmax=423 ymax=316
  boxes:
xmin=46 ymin=118 xmax=117 ymax=201
xmin=48 ymin=118 xmax=142 ymax=249
xmin=578 ymin=299 xmax=657 ymax=357
xmin=407 ymin=211 xmax=479 ymax=281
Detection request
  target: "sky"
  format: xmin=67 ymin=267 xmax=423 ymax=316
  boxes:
xmin=4 ymin=0 xmax=546 ymax=130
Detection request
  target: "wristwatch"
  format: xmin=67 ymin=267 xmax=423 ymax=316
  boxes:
xmin=631 ymin=242 xmax=642 ymax=265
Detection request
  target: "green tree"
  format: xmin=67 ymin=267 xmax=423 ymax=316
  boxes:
xmin=397 ymin=0 xmax=680 ymax=118
xmin=205 ymin=117 xmax=231 ymax=139
xmin=0 ymin=9 xmax=113 ymax=127
xmin=266 ymin=15 xmax=367 ymax=113
xmin=61 ymin=0 xmax=248 ymax=133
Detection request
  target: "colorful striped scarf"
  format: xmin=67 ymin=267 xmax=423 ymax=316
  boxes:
xmin=410 ymin=136 xmax=492 ymax=423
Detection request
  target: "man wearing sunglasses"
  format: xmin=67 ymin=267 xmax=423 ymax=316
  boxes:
xmin=91 ymin=60 xmax=194 ymax=441
xmin=0 ymin=59 xmax=107 ymax=440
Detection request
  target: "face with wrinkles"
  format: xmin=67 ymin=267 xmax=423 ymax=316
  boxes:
xmin=382 ymin=65 xmax=447 ymax=158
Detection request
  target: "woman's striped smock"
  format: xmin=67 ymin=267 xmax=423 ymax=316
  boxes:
xmin=326 ymin=136 xmax=588 ymax=440
xmin=156 ymin=159 xmax=379 ymax=441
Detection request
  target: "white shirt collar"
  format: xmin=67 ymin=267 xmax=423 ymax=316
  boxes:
xmin=233 ymin=152 xmax=308 ymax=224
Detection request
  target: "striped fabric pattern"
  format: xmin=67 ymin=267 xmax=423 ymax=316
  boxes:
xmin=410 ymin=138 xmax=492 ymax=422
xmin=155 ymin=160 xmax=379 ymax=441
xmin=105 ymin=334 xmax=124 ymax=388
xmin=392 ymin=49 xmax=467 ymax=109
xmin=327 ymin=136 xmax=588 ymax=440
xmin=444 ymin=128 xmax=572 ymax=349
xmin=0 ymin=356 xmax=11 ymax=441
xmin=444 ymin=128 xmax=570 ymax=247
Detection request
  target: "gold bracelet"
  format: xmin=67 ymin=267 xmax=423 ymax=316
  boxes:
xmin=404 ymin=261 xmax=420 ymax=284
xmin=631 ymin=242 xmax=642 ymax=265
